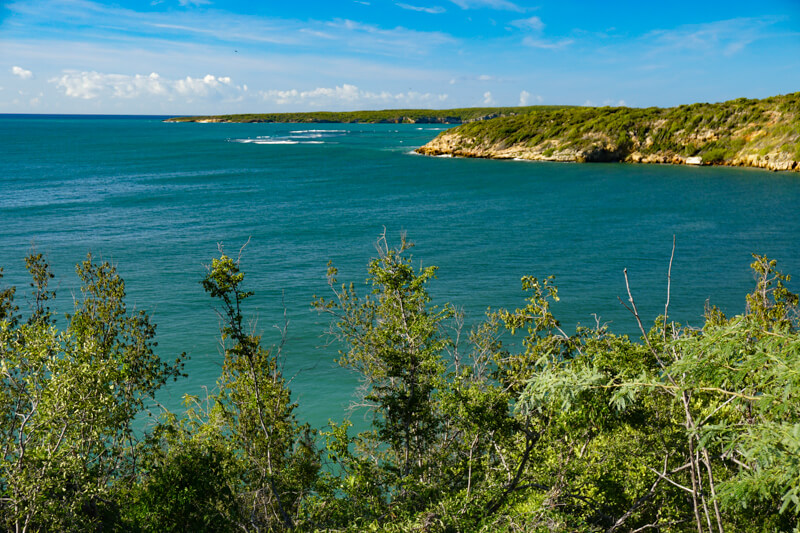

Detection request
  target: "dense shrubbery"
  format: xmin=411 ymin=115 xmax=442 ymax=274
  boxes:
xmin=1 ymin=239 xmax=799 ymax=532
xmin=447 ymin=92 xmax=800 ymax=164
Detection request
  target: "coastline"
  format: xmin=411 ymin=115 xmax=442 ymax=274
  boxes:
xmin=415 ymin=132 xmax=800 ymax=173
xmin=414 ymin=93 xmax=800 ymax=173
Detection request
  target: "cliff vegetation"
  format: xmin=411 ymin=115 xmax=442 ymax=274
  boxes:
xmin=416 ymin=92 xmax=800 ymax=172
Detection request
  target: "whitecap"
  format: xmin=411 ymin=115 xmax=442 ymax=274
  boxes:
xmin=289 ymin=133 xmax=326 ymax=139
xmin=231 ymin=138 xmax=299 ymax=145
xmin=289 ymin=129 xmax=347 ymax=134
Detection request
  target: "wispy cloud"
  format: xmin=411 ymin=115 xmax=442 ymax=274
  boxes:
xmin=449 ymin=0 xmax=523 ymax=12
xmin=11 ymin=66 xmax=34 ymax=79
xmin=482 ymin=91 xmax=495 ymax=104
xmin=325 ymin=18 xmax=456 ymax=56
xmin=510 ymin=16 xmax=543 ymax=31
xmin=395 ymin=3 xmax=446 ymax=14
xmin=178 ymin=0 xmax=211 ymax=6
xmin=644 ymin=17 xmax=783 ymax=57
xmin=522 ymin=36 xmax=573 ymax=49
xmin=49 ymin=70 xmax=243 ymax=100
xmin=259 ymin=83 xmax=448 ymax=107
xmin=6 ymin=0 xmax=457 ymax=58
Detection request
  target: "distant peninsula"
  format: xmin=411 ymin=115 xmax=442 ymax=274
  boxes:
xmin=164 ymin=106 xmax=567 ymax=124
xmin=416 ymin=92 xmax=800 ymax=172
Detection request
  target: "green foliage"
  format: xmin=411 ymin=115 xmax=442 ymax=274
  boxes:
xmin=313 ymin=233 xmax=454 ymax=511
xmin=127 ymin=431 xmax=239 ymax=532
xmin=513 ymin=253 xmax=800 ymax=532
xmin=702 ymin=146 xmax=728 ymax=163
xmin=313 ymin=233 xmax=539 ymax=530
xmin=432 ymin=92 xmax=800 ymax=166
xmin=197 ymin=246 xmax=320 ymax=531
xmin=4 ymin=238 xmax=800 ymax=532
xmin=0 ymin=254 xmax=185 ymax=532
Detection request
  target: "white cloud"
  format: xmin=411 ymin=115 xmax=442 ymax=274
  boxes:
xmin=522 ymin=36 xmax=574 ymax=49
xmin=259 ymin=83 xmax=448 ymax=108
xmin=178 ymin=0 xmax=211 ymax=6
xmin=449 ymin=0 xmax=523 ymax=11
xmin=519 ymin=90 xmax=543 ymax=105
xmin=483 ymin=91 xmax=495 ymax=105
xmin=478 ymin=74 xmax=492 ymax=81
xmin=49 ymin=70 xmax=242 ymax=100
xmin=11 ymin=66 xmax=34 ymax=79
xmin=510 ymin=16 xmax=544 ymax=32
xmin=396 ymin=3 xmax=446 ymax=14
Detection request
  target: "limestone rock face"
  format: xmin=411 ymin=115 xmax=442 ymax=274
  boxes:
xmin=416 ymin=130 xmax=800 ymax=173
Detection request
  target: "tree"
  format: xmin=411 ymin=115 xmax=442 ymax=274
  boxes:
xmin=515 ymin=254 xmax=800 ymax=532
xmin=0 ymin=253 xmax=185 ymax=532
xmin=314 ymin=233 xmax=453 ymax=514
xmin=313 ymin=233 xmax=542 ymax=531
xmin=198 ymin=245 xmax=319 ymax=531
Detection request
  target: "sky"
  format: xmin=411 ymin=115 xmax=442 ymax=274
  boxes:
xmin=1 ymin=0 xmax=799 ymax=115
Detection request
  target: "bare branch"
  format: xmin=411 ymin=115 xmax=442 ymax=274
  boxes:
xmin=664 ymin=235 xmax=675 ymax=343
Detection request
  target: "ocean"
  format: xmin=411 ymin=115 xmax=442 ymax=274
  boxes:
xmin=2 ymin=114 xmax=799 ymax=429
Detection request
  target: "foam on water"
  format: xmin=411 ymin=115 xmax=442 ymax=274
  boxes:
xmin=289 ymin=129 xmax=347 ymax=134
xmin=232 ymin=138 xmax=299 ymax=145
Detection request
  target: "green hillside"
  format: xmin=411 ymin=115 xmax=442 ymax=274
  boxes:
xmin=417 ymin=92 xmax=800 ymax=172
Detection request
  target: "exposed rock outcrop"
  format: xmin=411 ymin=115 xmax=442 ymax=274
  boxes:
xmin=415 ymin=93 xmax=800 ymax=173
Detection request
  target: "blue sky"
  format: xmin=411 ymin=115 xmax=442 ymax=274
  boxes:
xmin=1 ymin=0 xmax=799 ymax=114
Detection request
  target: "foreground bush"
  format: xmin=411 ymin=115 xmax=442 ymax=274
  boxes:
xmin=1 ymin=241 xmax=797 ymax=532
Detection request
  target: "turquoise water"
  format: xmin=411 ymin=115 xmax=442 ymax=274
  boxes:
xmin=2 ymin=115 xmax=799 ymax=428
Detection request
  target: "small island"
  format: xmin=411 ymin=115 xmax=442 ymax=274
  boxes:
xmin=416 ymin=92 xmax=800 ymax=172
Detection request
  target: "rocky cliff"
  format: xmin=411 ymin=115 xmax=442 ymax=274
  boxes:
xmin=416 ymin=93 xmax=800 ymax=172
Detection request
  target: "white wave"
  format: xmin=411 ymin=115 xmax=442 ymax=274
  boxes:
xmin=289 ymin=133 xmax=326 ymax=139
xmin=231 ymin=139 xmax=299 ymax=145
xmin=229 ymin=137 xmax=328 ymax=145
xmin=289 ymin=129 xmax=347 ymax=134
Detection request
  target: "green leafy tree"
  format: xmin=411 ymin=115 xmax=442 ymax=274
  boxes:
xmin=314 ymin=233 xmax=453 ymax=515
xmin=197 ymin=246 xmax=319 ymax=531
xmin=514 ymin=254 xmax=800 ymax=532
xmin=0 ymin=254 xmax=185 ymax=532
xmin=313 ymin=233 xmax=545 ymax=531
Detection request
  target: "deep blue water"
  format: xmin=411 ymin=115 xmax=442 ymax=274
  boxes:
xmin=2 ymin=115 xmax=799 ymax=429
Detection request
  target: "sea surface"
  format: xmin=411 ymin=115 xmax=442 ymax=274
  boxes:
xmin=2 ymin=115 xmax=799 ymax=429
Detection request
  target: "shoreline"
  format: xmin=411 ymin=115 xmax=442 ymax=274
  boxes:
xmin=415 ymin=141 xmax=799 ymax=173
